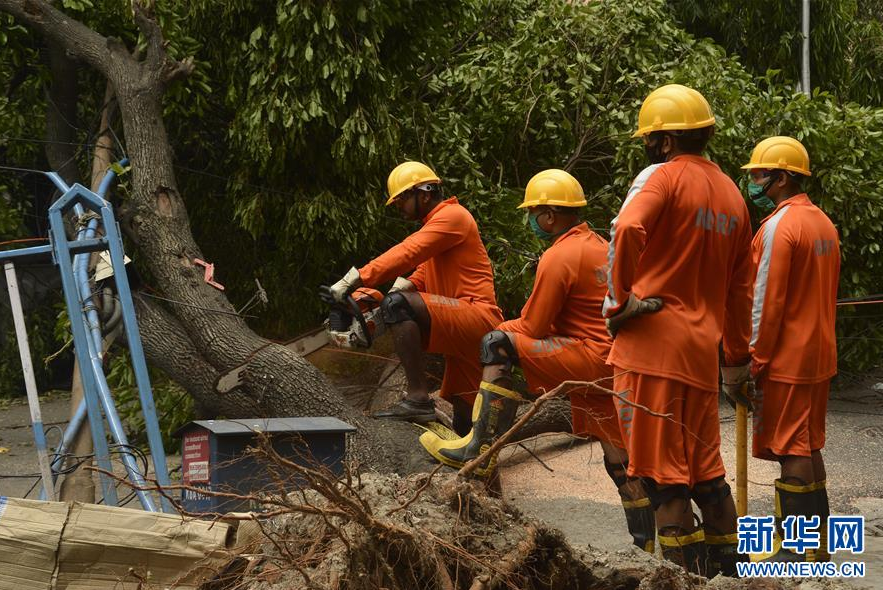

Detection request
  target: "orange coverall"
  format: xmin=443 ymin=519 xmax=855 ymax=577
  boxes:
xmin=497 ymin=223 xmax=622 ymax=443
xmin=359 ymin=197 xmax=503 ymax=403
xmin=604 ymin=155 xmax=754 ymax=485
xmin=749 ymin=193 xmax=840 ymax=460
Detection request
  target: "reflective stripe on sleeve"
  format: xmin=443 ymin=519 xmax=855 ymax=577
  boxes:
xmin=750 ymin=205 xmax=791 ymax=347
xmin=603 ymin=163 xmax=666 ymax=316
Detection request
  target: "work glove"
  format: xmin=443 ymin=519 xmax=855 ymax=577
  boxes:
xmin=749 ymin=359 xmax=766 ymax=380
xmin=721 ymin=363 xmax=754 ymax=411
xmin=605 ymin=293 xmax=663 ymax=337
xmin=328 ymin=267 xmax=362 ymax=303
xmin=389 ymin=276 xmax=415 ymax=293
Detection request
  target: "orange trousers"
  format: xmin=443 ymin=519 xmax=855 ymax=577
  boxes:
xmin=752 ymin=378 xmax=829 ymax=461
xmin=420 ymin=293 xmax=503 ymax=405
xmin=511 ymin=333 xmax=622 ymax=446
xmin=614 ymin=369 xmax=726 ymax=486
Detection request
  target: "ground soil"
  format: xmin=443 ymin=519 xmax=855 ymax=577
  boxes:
xmin=1 ymin=359 xmax=881 ymax=589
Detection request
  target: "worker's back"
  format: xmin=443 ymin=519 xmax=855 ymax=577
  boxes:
xmin=501 ymin=223 xmax=612 ymax=359
xmin=751 ymin=194 xmax=840 ymax=383
xmin=605 ymin=154 xmax=753 ymax=391
xmin=544 ymin=224 xmax=612 ymax=350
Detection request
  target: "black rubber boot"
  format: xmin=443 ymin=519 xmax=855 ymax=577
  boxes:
xmin=603 ymin=459 xmax=656 ymax=553
xmin=756 ymin=478 xmax=816 ymax=562
xmin=809 ymin=480 xmax=831 ymax=562
xmin=705 ymin=532 xmax=745 ymax=577
xmin=418 ymin=379 xmax=522 ymax=477
xmin=620 ymin=492 xmax=656 ymax=553
xmin=659 ymin=528 xmax=707 ymax=576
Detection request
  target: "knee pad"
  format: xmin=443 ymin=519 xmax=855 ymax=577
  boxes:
xmin=604 ymin=458 xmax=629 ymax=489
xmin=643 ymin=478 xmax=691 ymax=511
xmin=691 ymin=476 xmax=732 ymax=508
xmin=480 ymin=330 xmax=519 ymax=367
xmin=380 ymin=292 xmax=417 ymax=325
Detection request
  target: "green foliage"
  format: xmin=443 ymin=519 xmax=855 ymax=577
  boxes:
xmin=169 ymin=0 xmax=468 ymax=334
xmin=668 ymin=0 xmax=883 ymax=106
xmin=105 ymin=353 xmax=194 ymax=452
xmin=173 ymin=0 xmax=883 ymax=369
xmin=2 ymin=0 xmax=883 ymax=390
xmin=0 ymin=14 xmax=43 ymax=240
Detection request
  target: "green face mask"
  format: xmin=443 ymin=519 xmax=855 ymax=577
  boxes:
xmin=528 ymin=212 xmax=557 ymax=241
xmin=748 ymin=178 xmax=775 ymax=210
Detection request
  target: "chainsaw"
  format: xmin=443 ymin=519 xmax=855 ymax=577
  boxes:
xmin=216 ymin=287 xmax=384 ymax=394
xmin=318 ymin=286 xmax=386 ymax=349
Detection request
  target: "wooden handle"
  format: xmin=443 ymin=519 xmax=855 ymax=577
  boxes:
xmin=735 ymin=399 xmax=748 ymax=517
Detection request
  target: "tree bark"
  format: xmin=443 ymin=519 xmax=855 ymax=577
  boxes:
xmin=43 ymin=41 xmax=80 ymax=188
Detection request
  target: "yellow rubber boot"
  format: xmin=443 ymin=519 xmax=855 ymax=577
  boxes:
xmin=419 ymin=380 xmax=523 ymax=477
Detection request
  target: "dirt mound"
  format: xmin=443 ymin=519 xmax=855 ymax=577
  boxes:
xmin=203 ymin=469 xmax=850 ymax=590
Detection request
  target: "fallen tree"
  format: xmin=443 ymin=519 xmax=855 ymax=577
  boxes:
xmin=0 ymin=0 xmax=424 ymax=471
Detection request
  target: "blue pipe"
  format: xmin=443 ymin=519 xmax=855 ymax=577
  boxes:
xmin=49 ymin=399 xmax=87 ymax=470
xmin=78 ymin=304 xmax=156 ymax=510
xmin=45 ymin=172 xmax=70 ymax=194
xmin=48 ymin=204 xmax=119 ymax=505
xmin=101 ymin=202 xmax=173 ymax=512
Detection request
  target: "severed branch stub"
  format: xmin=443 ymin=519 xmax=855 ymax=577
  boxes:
xmin=458 ymin=375 xmax=673 ymax=480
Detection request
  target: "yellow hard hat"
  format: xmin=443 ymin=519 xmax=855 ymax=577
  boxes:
xmin=385 ymin=161 xmax=441 ymax=205
xmin=518 ymin=169 xmax=587 ymax=209
xmin=632 ymin=84 xmax=716 ymax=138
xmin=741 ymin=136 xmax=811 ymax=176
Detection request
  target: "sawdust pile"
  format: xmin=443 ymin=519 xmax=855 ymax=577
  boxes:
xmin=202 ymin=469 xmax=850 ymax=590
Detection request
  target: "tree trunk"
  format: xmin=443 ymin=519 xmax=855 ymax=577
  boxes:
xmin=2 ymin=1 xmax=572 ymax=476
xmin=0 ymin=0 xmax=428 ymax=473
xmin=43 ymin=42 xmax=80 ymax=188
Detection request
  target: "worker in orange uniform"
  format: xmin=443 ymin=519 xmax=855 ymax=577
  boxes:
xmin=328 ymin=161 xmax=503 ymax=435
xmin=740 ymin=137 xmax=839 ymax=563
xmin=421 ymin=169 xmax=656 ymax=553
xmin=603 ymin=84 xmax=754 ymax=577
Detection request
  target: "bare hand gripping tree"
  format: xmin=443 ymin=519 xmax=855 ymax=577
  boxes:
xmin=0 ymin=0 xmax=414 ymax=468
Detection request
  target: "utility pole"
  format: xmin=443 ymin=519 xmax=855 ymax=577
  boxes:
xmin=802 ymin=0 xmax=811 ymax=97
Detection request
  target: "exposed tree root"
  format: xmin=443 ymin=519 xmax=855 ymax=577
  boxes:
xmin=185 ymin=436 xmax=843 ymax=590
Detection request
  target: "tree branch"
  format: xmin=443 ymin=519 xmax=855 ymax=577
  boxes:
xmin=44 ymin=41 xmax=81 ymax=189
xmin=131 ymin=1 xmax=193 ymax=84
xmin=0 ymin=0 xmax=116 ymax=75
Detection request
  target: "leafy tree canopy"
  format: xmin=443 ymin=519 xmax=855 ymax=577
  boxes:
xmin=2 ymin=0 xmax=881 ymax=384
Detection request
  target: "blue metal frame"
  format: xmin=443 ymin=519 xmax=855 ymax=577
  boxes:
xmin=0 ymin=165 xmax=172 ymax=511
xmin=46 ymin=200 xmax=120 ymax=506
